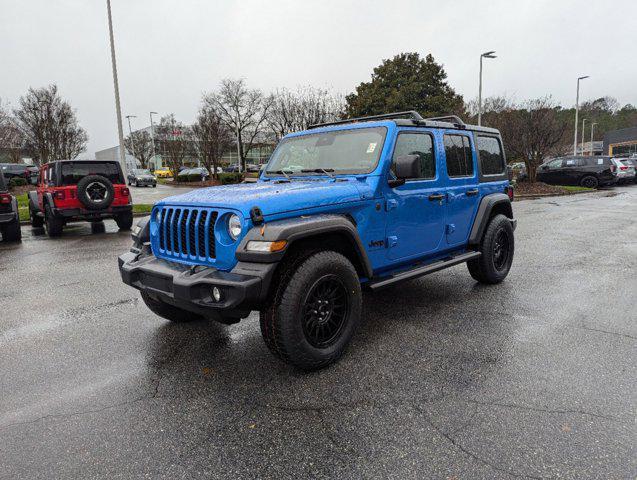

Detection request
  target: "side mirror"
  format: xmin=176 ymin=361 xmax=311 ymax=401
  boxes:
xmin=389 ymin=154 xmax=420 ymax=187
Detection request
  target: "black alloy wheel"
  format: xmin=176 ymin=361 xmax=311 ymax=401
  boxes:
xmin=492 ymin=229 xmax=510 ymax=271
xmin=301 ymin=275 xmax=349 ymax=348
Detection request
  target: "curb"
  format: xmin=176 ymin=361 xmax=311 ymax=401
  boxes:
xmin=514 ymin=190 xmax=596 ymax=200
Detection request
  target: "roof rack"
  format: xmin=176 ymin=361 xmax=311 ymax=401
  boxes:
xmin=308 ymin=110 xmax=424 ymax=129
xmin=424 ymin=115 xmax=466 ymax=128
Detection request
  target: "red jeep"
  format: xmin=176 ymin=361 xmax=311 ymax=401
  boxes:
xmin=28 ymin=160 xmax=133 ymax=237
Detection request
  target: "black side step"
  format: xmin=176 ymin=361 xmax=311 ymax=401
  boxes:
xmin=366 ymin=251 xmax=481 ymax=291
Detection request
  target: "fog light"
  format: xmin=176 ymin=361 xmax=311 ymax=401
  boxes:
xmin=212 ymin=287 xmax=222 ymax=302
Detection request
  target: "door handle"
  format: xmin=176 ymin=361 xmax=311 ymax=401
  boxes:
xmin=466 ymin=189 xmax=479 ymax=196
xmin=428 ymin=193 xmax=444 ymax=201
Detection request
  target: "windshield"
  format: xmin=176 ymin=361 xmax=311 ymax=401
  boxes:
xmin=135 ymin=169 xmax=152 ymax=175
xmin=266 ymin=126 xmax=387 ymax=176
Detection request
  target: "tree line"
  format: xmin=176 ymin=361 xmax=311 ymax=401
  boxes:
xmin=2 ymin=52 xmax=636 ymax=183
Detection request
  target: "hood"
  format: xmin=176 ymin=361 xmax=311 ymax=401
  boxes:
xmin=159 ymin=179 xmax=371 ymax=217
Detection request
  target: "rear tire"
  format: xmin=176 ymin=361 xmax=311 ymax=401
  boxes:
xmin=260 ymin=250 xmax=362 ymax=371
xmin=2 ymin=220 xmax=21 ymax=242
xmin=141 ymin=291 xmax=202 ymax=323
xmin=580 ymin=175 xmax=598 ymax=188
xmin=115 ymin=211 xmax=133 ymax=230
xmin=44 ymin=205 xmax=64 ymax=237
xmin=467 ymin=214 xmax=514 ymax=284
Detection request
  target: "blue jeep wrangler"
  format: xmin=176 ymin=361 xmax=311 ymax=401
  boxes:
xmin=119 ymin=111 xmax=516 ymax=370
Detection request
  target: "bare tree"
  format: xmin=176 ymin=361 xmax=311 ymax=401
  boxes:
xmin=124 ymin=130 xmax=153 ymax=169
xmin=204 ymin=79 xmax=273 ymax=171
xmin=191 ymin=104 xmax=233 ymax=180
xmin=13 ymin=85 xmax=87 ymax=165
xmin=268 ymin=86 xmax=344 ymax=139
xmin=155 ymin=114 xmax=190 ymax=177
xmin=494 ymin=97 xmax=566 ymax=182
xmin=0 ymin=100 xmax=27 ymax=163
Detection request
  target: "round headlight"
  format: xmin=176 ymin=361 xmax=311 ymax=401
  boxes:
xmin=228 ymin=214 xmax=242 ymax=240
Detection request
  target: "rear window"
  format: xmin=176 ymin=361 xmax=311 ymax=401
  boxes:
xmin=444 ymin=134 xmax=474 ymax=177
xmin=476 ymin=136 xmax=505 ymax=175
xmin=60 ymin=162 xmax=123 ymax=186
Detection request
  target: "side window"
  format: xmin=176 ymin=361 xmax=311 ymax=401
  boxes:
xmin=546 ymin=159 xmax=563 ymax=169
xmin=477 ymin=136 xmax=505 ymax=175
xmin=391 ymin=132 xmax=436 ymax=179
xmin=444 ymin=134 xmax=474 ymax=177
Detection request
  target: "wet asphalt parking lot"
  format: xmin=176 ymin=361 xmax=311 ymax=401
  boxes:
xmin=0 ymin=186 xmax=635 ymax=479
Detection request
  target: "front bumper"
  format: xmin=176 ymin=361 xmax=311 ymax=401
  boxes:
xmin=118 ymin=250 xmax=276 ymax=320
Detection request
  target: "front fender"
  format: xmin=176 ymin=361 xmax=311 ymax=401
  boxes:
xmin=235 ymin=213 xmax=373 ymax=277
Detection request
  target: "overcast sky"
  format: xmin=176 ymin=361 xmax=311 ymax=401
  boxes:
xmin=2 ymin=0 xmax=636 ymax=156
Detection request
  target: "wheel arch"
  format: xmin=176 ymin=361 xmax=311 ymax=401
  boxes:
xmin=468 ymin=193 xmax=513 ymax=246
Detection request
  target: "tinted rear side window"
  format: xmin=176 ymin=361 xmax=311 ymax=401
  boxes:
xmin=60 ymin=162 xmax=123 ymax=185
xmin=392 ymin=133 xmax=436 ymax=179
xmin=444 ymin=134 xmax=473 ymax=177
xmin=477 ymin=136 xmax=505 ymax=175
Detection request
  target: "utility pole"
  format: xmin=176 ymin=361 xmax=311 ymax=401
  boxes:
xmin=581 ymin=118 xmax=587 ymax=155
xmin=149 ymin=111 xmax=158 ymax=168
xmin=106 ymin=0 xmax=127 ymax=178
xmin=478 ymin=51 xmax=497 ymax=126
xmin=125 ymin=115 xmax=136 ymax=163
xmin=590 ymin=122 xmax=598 ymax=156
xmin=573 ymin=75 xmax=589 ymax=155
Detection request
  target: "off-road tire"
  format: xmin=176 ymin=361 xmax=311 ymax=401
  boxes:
xmin=44 ymin=205 xmax=64 ymax=237
xmin=141 ymin=291 xmax=202 ymax=323
xmin=77 ymin=175 xmax=115 ymax=210
xmin=115 ymin=211 xmax=134 ymax=230
xmin=580 ymin=175 xmax=598 ymax=189
xmin=29 ymin=205 xmax=44 ymax=228
xmin=467 ymin=214 xmax=514 ymax=284
xmin=260 ymin=250 xmax=362 ymax=371
xmin=1 ymin=220 xmax=21 ymax=242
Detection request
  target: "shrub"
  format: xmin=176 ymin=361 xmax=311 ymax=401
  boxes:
xmin=9 ymin=177 xmax=27 ymax=187
xmin=219 ymin=172 xmax=243 ymax=185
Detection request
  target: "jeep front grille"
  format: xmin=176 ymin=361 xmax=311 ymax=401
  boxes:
xmin=156 ymin=207 xmax=218 ymax=260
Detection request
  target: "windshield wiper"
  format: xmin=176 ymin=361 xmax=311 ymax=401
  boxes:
xmin=266 ymin=169 xmax=292 ymax=180
xmin=301 ymin=168 xmax=335 ymax=178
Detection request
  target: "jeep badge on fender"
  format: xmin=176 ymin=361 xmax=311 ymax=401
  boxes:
xmin=119 ymin=111 xmax=516 ymax=370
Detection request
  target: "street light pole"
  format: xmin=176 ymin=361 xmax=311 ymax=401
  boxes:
xmin=149 ymin=111 xmax=158 ymax=168
xmin=590 ymin=122 xmax=598 ymax=156
xmin=125 ymin=115 xmax=136 ymax=163
xmin=106 ymin=0 xmax=127 ymax=178
xmin=573 ymin=75 xmax=590 ymax=155
xmin=581 ymin=118 xmax=587 ymax=155
xmin=478 ymin=51 xmax=497 ymax=126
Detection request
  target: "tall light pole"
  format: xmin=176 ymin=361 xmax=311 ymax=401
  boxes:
xmin=590 ymin=122 xmax=598 ymax=156
xmin=125 ymin=115 xmax=137 ymax=165
xmin=573 ymin=75 xmax=590 ymax=155
xmin=478 ymin=50 xmax=497 ymax=126
xmin=149 ymin=111 xmax=158 ymax=168
xmin=106 ymin=0 xmax=127 ymax=178
xmin=581 ymin=118 xmax=588 ymax=155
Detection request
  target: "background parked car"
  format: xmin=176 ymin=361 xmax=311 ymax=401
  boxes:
xmin=0 ymin=163 xmax=37 ymax=184
xmin=224 ymin=163 xmax=241 ymax=173
xmin=509 ymin=162 xmax=528 ymax=181
xmin=177 ymin=167 xmax=209 ymax=181
xmin=127 ymin=169 xmax=157 ymax=187
xmin=613 ymin=158 xmax=636 ymax=184
xmin=153 ymin=167 xmax=172 ymax=178
xmin=536 ymin=156 xmax=617 ymax=188
xmin=620 ymin=156 xmax=637 ymax=183
xmin=0 ymin=171 xmax=21 ymax=242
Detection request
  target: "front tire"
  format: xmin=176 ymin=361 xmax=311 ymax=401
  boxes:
xmin=141 ymin=291 xmax=202 ymax=323
xmin=115 ymin=211 xmax=133 ymax=230
xmin=2 ymin=220 xmax=21 ymax=242
xmin=44 ymin=205 xmax=64 ymax=237
xmin=467 ymin=214 xmax=514 ymax=284
xmin=260 ymin=251 xmax=362 ymax=371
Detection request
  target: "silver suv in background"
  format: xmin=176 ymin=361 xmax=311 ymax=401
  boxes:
xmin=612 ymin=158 xmax=636 ymax=184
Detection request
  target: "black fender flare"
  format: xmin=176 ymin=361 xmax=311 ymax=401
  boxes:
xmin=468 ymin=193 xmax=514 ymax=245
xmin=235 ymin=214 xmax=373 ymax=278
xmin=27 ymin=190 xmax=41 ymax=214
